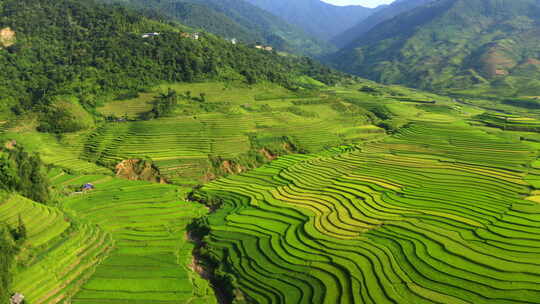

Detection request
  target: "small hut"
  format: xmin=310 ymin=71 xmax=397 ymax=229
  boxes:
xmin=81 ymin=183 xmax=95 ymax=191
xmin=11 ymin=293 xmax=24 ymax=304
xmin=141 ymin=32 xmax=160 ymax=38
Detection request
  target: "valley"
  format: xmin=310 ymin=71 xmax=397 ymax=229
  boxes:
xmin=1 ymin=0 xmax=540 ymax=303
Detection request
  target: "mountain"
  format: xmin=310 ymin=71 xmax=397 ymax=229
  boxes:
xmin=332 ymin=0 xmax=434 ymax=48
xmin=0 ymin=0 xmax=346 ymax=132
xmin=106 ymin=0 xmax=335 ymax=56
xmin=243 ymin=0 xmax=374 ymax=42
xmin=330 ymin=0 xmax=540 ymax=98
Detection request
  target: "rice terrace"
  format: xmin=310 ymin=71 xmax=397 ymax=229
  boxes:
xmin=1 ymin=0 xmax=540 ymax=303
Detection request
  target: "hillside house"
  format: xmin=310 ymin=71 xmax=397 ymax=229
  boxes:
xmin=81 ymin=183 xmax=95 ymax=191
xmin=180 ymin=32 xmax=200 ymax=40
xmin=11 ymin=293 xmax=24 ymax=304
xmin=230 ymin=38 xmax=238 ymax=45
xmin=142 ymin=32 xmax=160 ymax=38
xmin=255 ymin=45 xmax=273 ymax=52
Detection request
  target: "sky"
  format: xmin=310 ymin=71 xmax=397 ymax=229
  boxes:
xmin=321 ymin=0 xmax=395 ymax=8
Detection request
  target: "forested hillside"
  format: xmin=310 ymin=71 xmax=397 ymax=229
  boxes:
xmin=0 ymin=0 xmax=346 ymax=132
xmin=105 ymin=0 xmax=333 ymax=56
xmin=330 ymin=0 xmax=540 ymax=98
xmin=244 ymin=0 xmax=374 ymax=42
xmin=331 ymin=0 xmax=432 ymax=48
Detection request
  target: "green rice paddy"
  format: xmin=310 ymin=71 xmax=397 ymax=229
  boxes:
xmin=2 ymin=82 xmax=540 ymax=303
xmin=50 ymin=172 xmax=215 ymax=304
xmin=0 ymin=192 xmax=113 ymax=303
xmin=194 ymin=119 xmax=540 ymax=303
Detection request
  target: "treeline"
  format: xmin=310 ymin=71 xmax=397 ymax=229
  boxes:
xmin=0 ymin=0 xmax=347 ymax=132
xmin=0 ymin=220 xmax=26 ymax=304
xmin=0 ymin=146 xmax=50 ymax=203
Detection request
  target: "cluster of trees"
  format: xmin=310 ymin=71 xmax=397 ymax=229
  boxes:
xmin=0 ymin=220 xmax=26 ymax=304
xmin=0 ymin=146 xmax=50 ymax=203
xmin=37 ymin=107 xmax=86 ymax=133
xmin=142 ymin=89 xmax=179 ymax=119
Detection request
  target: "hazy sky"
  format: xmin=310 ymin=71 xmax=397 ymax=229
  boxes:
xmin=321 ymin=0 xmax=395 ymax=8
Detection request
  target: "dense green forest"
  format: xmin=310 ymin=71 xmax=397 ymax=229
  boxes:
xmin=0 ymin=0 xmax=346 ymax=132
xmin=104 ymin=0 xmax=333 ymax=56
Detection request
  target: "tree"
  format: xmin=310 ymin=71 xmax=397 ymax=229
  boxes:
xmin=0 ymin=224 xmax=19 ymax=303
xmin=0 ymin=147 xmax=50 ymax=203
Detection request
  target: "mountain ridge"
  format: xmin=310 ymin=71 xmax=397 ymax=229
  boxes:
xmin=329 ymin=0 xmax=540 ymax=98
xmin=105 ymin=0 xmax=334 ymax=56
xmin=243 ymin=0 xmax=374 ymax=42
xmin=331 ymin=0 xmax=434 ymax=48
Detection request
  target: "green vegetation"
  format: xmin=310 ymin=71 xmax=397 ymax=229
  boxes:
xmin=106 ymin=0 xmax=334 ymax=56
xmin=141 ymin=89 xmax=179 ymax=120
xmin=54 ymin=174 xmax=215 ymax=304
xmin=3 ymin=0 xmax=540 ymax=302
xmin=0 ymin=0 xmax=347 ymax=135
xmin=243 ymin=0 xmax=373 ymax=42
xmin=0 ymin=221 xmax=23 ymax=303
xmin=80 ymin=82 xmax=389 ymax=185
xmin=193 ymin=113 xmax=540 ymax=303
xmin=475 ymin=112 xmax=540 ymax=132
xmin=0 ymin=146 xmax=50 ymax=203
xmin=0 ymin=75 xmax=454 ymax=303
xmin=0 ymin=188 xmax=112 ymax=303
xmin=3 ymin=77 xmax=540 ymax=303
xmin=331 ymin=0 xmax=540 ymax=99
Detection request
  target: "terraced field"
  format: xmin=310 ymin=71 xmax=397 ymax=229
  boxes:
xmin=52 ymin=174 xmax=216 ymax=304
xmin=97 ymin=93 xmax=155 ymax=120
xmin=0 ymin=192 xmax=112 ymax=304
xmin=1 ymin=130 xmax=110 ymax=174
xmin=6 ymin=81 xmax=540 ymax=304
xmin=195 ymin=121 xmax=540 ymax=304
xmin=476 ymin=113 xmax=540 ymax=132
xmin=83 ymin=109 xmax=380 ymax=184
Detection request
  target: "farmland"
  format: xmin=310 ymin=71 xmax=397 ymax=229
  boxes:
xmin=193 ymin=115 xmax=540 ymax=303
xmin=2 ymin=81 xmax=540 ymax=303
xmin=0 ymin=191 xmax=113 ymax=303
xmin=50 ymin=171 xmax=216 ymax=304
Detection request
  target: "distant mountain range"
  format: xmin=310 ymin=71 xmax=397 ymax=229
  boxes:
xmin=331 ymin=0 xmax=433 ymax=48
xmin=106 ymin=0 xmax=335 ymax=56
xmin=243 ymin=0 xmax=374 ymax=42
xmin=329 ymin=0 xmax=540 ymax=97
